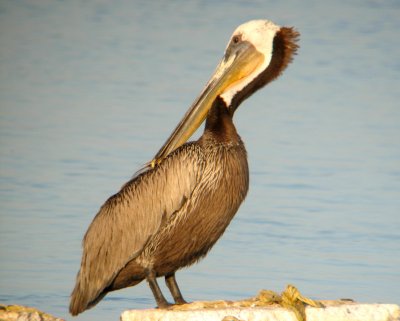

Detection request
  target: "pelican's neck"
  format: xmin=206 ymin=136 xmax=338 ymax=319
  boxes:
xmin=200 ymin=97 xmax=240 ymax=145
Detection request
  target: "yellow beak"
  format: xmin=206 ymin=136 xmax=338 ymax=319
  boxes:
xmin=151 ymin=41 xmax=264 ymax=167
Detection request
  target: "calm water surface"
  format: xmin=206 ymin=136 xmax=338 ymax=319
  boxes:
xmin=1 ymin=1 xmax=399 ymax=320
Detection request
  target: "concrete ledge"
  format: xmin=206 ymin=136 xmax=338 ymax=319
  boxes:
xmin=121 ymin=301 xmax=400 ymax=321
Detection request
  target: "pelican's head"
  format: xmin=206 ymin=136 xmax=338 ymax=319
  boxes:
xmin=219 ymin=20 xmax=299 ymax=112
xmin=153 ymin=19 xmax=299 ymax=165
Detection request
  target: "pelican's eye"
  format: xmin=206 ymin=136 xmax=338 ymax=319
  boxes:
xmin=232 ymin=35 xmax=241 ymax=44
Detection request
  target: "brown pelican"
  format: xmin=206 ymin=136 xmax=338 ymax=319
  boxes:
xmin=69 ymin=19 xmax=299 ymax=315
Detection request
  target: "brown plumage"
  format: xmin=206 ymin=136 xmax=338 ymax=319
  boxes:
xmin=70 ymin=20 xmax=299 ymax=315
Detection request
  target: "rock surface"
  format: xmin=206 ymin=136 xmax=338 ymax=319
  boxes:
xmin=121 ymin=301 xmax=400 ymax=321
xmin=0 ymin=304 xmax=65 ymax=321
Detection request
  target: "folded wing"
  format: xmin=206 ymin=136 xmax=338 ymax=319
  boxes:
xmin=69 ymin=143 xmax=204 ymax=314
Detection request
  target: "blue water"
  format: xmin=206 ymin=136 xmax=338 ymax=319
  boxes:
xmin=1 ymin=1 xmax=399 ymax=320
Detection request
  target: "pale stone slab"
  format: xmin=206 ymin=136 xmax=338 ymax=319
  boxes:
xmin=307 ymin=303 xmax=400 ymax=321
xmin=121 ymin=302 xmax=400 ymax=321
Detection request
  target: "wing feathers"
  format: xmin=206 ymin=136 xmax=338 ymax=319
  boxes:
xmin=70 ymin=143 xmax=203 ymax=315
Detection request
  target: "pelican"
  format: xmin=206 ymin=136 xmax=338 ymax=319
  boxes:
xmin=70 ymin=19 xmax=299 ymax=315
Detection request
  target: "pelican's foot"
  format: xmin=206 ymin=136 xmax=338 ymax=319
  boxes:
xmin=174 ymin=298 xmax=187 ymax=305
xmin=157 ymin=301 xmax=173 ymax=309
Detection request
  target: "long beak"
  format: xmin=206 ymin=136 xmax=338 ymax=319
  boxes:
xmin=150 ymin=41 xmax=264 ymax=167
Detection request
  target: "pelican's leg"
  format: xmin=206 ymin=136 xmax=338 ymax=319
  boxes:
xmin=165 ymin=272 xmax=187 ymax=304
xmin=145 ymin=269 xmax=171 ymax=308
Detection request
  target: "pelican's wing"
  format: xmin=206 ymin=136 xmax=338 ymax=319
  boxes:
xmin=70 ymin=143 xmax=203 ymax=315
